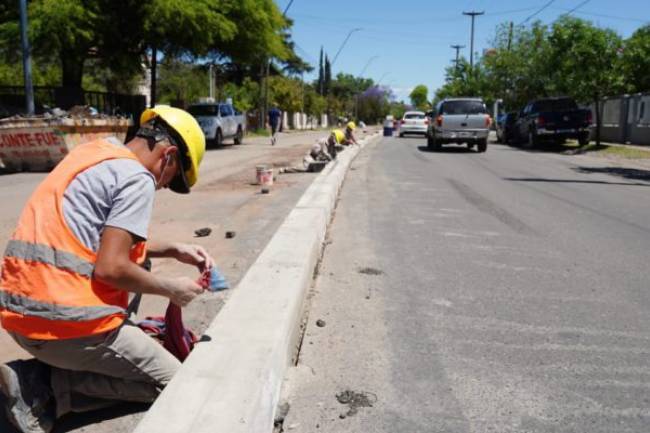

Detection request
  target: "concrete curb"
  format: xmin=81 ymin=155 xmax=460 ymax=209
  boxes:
xmin=134 ymin=131 xmax=382 ymax=433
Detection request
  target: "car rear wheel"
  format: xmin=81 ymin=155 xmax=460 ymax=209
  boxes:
xmin=234 ymin=127 xmax=243 ymax=145
xmin=477 ymin=139 xmax=487 ymax=153
xmin=526 ymin=131 xmax=538 ymax=149
xmin=215 ymin=129 xmax=223 ymax=147
xmin=578 ymin=133 xmax=590 ymax=146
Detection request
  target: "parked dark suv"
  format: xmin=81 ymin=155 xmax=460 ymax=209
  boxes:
xmin=514 ymin=97 xmax=592 ymax=147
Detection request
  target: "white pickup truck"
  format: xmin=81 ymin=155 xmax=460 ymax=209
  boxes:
xmin=188 ymin=101 xmax=246 ymax=146
xmin=427 ymin=98 xmax=491 ymax=152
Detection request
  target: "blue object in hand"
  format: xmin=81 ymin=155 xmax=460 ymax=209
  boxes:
xmin=208 ymin=267 xmax=230 ymax=292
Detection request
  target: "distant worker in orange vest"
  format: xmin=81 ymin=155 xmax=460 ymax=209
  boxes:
xmin=0 ymin=106 xmax=213 ymax=433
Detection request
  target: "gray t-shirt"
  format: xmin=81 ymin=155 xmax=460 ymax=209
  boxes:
xmin=62 ymin=142 xmax=156 ymax=252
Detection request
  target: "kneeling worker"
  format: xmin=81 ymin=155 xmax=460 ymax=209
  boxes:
xmin=344 ymin=121 xmax=359 ymax=145
xmin=0 ymin=106 xmax=214 ymax=433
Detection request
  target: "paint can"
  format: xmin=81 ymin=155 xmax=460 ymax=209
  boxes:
xmin=256 ymin=165 xmax=273 ymax=186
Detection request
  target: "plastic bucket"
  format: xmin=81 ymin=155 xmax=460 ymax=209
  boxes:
xmin=256 ymin=165 xmax=273 ymax=186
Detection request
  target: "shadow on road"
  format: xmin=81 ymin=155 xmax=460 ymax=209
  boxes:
xmin=53 ymin=403 xmax=150 ymax=433
xmin=416 ymin=145 xmax=476 ymax=154
xmin=503 ymin=177 xmax=650 ymax=187
xmin=574 ymin=166 xmax=650 ymax=182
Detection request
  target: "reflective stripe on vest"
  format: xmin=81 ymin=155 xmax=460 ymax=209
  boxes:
xmin=0 ymin=291 xmax=124 ymax=321
xmin=4 ymin=240 xmax=94 ymax=278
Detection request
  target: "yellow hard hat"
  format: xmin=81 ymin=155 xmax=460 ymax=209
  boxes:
xmin=346 ymin=121 xmax=356 ymax=130
xmin=140 ymin=106 xmax=205 ymax=193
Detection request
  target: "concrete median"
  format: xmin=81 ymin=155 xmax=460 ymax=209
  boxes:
xmin=134 ymin=131 xmax=381 ymax=433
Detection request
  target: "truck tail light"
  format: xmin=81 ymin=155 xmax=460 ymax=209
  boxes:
xmin=536 ymin=116 xmax=546 ymax=127
xmin=586 ymin=111 xmax=593 ymax=125
xmin=485 ymin=115 xmax=492 ymax=127
xmin=436 ymin=116 xmax=443 ymax=127
xmin=401 ymin=119 xmax=405 ymax=125
xmin=425 ymin=118 xmax=429 ymax=125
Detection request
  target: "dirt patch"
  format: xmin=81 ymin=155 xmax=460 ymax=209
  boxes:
xmin=335 ymin=390 xmax=377 ymax=417
xmin=358 ymin=267 xmax=383 ymax=275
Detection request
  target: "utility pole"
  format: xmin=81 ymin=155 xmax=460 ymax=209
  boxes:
xmin=507 ymin=21 xmax=514 ymax=51
xmin=450 ymin=44 xmax=465 ymax=73
xmin=19 ymin=0 xmax=34 ymax=115
xmin=208 ymin=64 xmax=214 ymax=99
xmin=462 ymin=11 xmax=484 ymax=70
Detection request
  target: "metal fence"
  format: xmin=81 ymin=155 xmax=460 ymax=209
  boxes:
xmin=0 ymin=86 xmax=146 ymax=121
xmin=591 ymin=93 xmax=650 ymax=146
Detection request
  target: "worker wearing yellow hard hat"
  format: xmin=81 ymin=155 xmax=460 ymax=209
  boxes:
xmin=344 ymin=121 xmax=359 ymax=145
xmin=139 ymin=105 xmax=206 ymax=193
xmin=0 ymin=105 xmax=213 ymax=432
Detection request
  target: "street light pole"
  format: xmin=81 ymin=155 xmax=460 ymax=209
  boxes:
xmin=462 ymin=11 xmax=484 ymax=70
xmin=331 ymin=28 xmax=362 ymax=67
xmin=19 ymin=0 xmax=34 ymax=115
xmin=355 ymin=55 xmax=379 ymax=120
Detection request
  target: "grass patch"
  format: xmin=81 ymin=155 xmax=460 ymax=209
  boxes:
xmin=247 ymin=128 xmax=270 ymax=137
xmin=568 ymin=141 xmax=650 ymax=159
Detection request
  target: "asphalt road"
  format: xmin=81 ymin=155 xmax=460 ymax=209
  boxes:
xmin=284 ymin=136 xmax=650 ymax=432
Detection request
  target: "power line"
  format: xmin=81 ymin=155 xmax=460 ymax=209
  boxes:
xmin=552 ymin=8 xmax=649 ymax=23
xmin=520 ymin=0 xmax=557 ymax=25
xmin=562 ymin=0 xmax=592 ymax=16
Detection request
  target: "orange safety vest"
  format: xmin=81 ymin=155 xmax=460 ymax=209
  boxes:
xmin=0 ymin=138 xmax=147 ymax=340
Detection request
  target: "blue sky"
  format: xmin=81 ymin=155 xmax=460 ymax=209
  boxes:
xmin=279 ymin=0 xmax=650 ymax=102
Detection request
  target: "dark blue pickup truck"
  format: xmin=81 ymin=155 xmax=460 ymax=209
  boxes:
xmin=513 ymin=97 xmax=592 ymax=147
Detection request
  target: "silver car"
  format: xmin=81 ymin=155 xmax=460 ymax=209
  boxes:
xmin=427 ymin=98 xmax=491 ymax=152
xmin=399 ymin=111 xmax=428 ymax=137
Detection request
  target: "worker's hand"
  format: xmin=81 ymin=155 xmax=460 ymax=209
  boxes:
xmin=172 ymin=243 xmax=215 ymax=271
xmin=165 ymin=277 xmax=204 ymax=307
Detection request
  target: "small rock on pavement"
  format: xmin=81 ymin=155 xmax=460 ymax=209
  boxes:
xmin=261 ymin=187 xmax=270 ymax=194
xmin=316 ymin=319 xmax=326 ymax=328
xmin=225 ymin=231 xmax=236 ymax=239
xmin=194 ymin=227 xmax=212 ymax=237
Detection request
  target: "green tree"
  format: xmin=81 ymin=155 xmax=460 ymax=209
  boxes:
xmin=324 ymin=55 xmax=332 ymax=96
xmin=546 ymin=17 xmax=624 ymax=145
xmin=156 ymin=58 xmax=208 ymax=106
xmin=409 ymin=85 xmax=429 ymax=110
xmin=268 ymin=75 xmax=302 ymax=113
xmin=304 ymin=86 xmax=326 ymax=117
xmin=221 ymin=77 xmax=260 ymax=113
xmin=0 ymin=0 xmax=293 ymax=91
xmin=620 ymin=25 xmax=650 ymax=93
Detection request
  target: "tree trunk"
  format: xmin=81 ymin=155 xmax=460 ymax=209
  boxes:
xmin=57 ymin=52 xmax=85 ymax=109
xmin=594 ymin=94 xmax=601 ymax=147
xmin=61 ymin=52 xmax=84 ymax=89
xmin=150 ymin=46 xmax=157 ymax=108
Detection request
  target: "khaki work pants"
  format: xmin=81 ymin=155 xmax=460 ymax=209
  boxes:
xmin=11 ymin=321 xmax=180 ymax=417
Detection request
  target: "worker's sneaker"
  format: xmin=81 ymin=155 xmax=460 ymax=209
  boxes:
xmin=0 ymin=360 xmax=54 ymax=433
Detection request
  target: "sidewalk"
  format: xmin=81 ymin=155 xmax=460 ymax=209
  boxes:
xmin=0 ymin=126 xmax=378 ymax=433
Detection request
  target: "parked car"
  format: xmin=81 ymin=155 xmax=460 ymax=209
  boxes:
xmin=496 ymin=112 xmax=518 ymax=144
xmin=188 ymin=101 xmax=246 ymax=146
xmin=399 ymin=111 xmax=428 ymax=137
xmin=513 ymin=97 xmax=591 ymax=147
xmin=427 ymin=98 xmax=491 ymax=152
